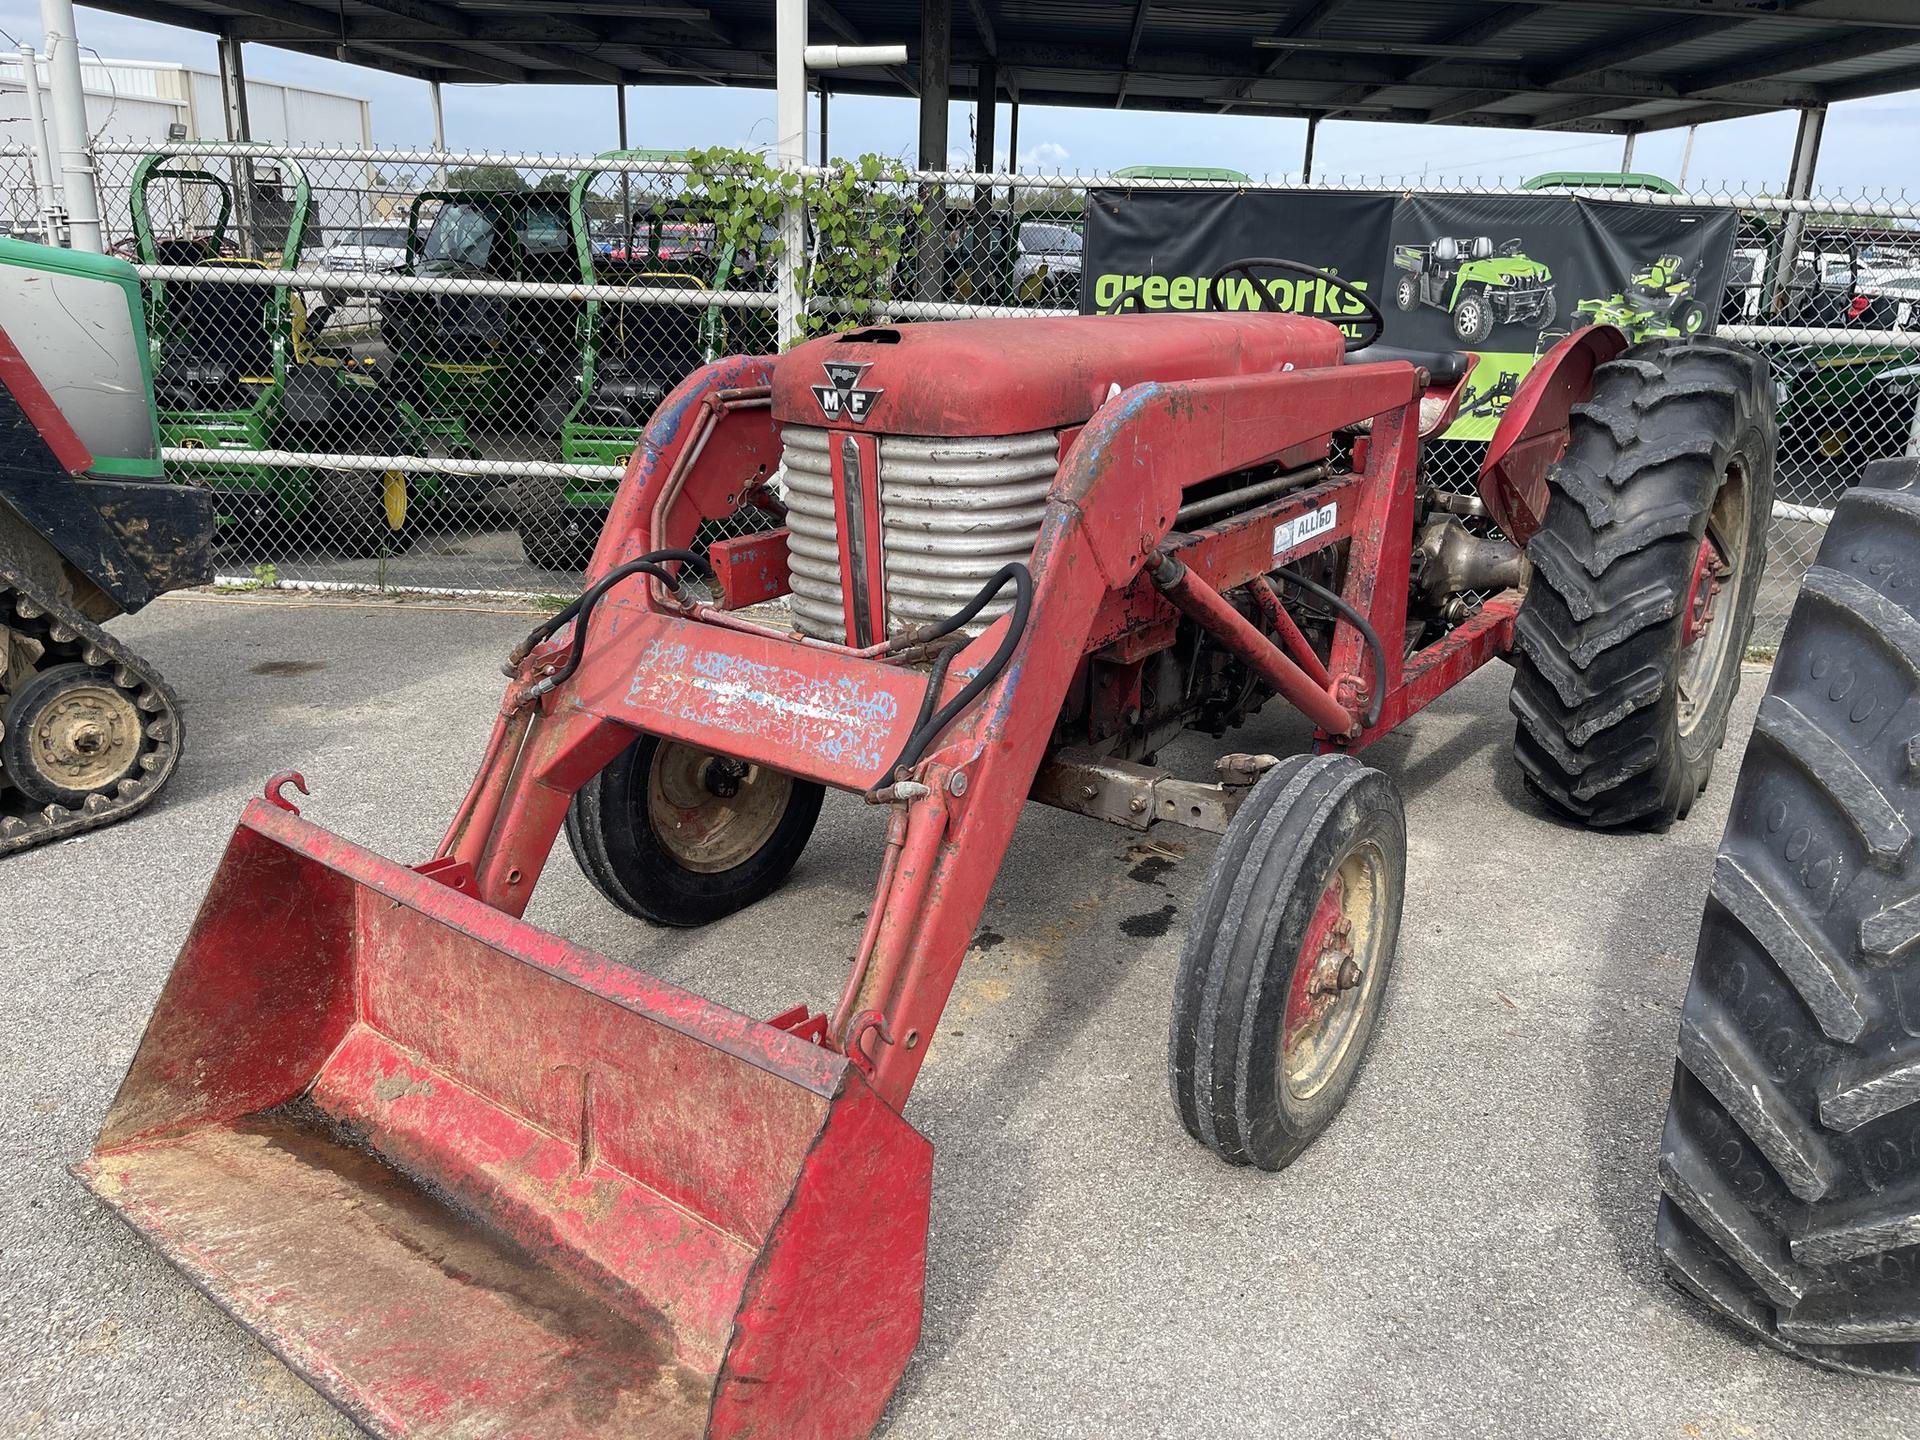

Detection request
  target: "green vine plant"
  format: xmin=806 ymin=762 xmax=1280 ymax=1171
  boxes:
xmin=682 ymin=146 xmax=921 ymax=343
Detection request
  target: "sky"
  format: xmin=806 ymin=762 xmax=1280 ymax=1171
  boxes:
xmin=6 ymin=3 xmax=1920 ymax=197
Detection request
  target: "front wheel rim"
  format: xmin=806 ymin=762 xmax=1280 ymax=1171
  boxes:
xmin=1677 ymin=460 xmax=1749 ymax=740
xmin=647 ymin=741 xmax=791 ymax=873
xmin=1280 ymin=839 xmax=1388 ymax=1101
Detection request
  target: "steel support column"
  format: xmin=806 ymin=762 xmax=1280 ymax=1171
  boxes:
xmin=217 ymin=23 xmax=255 ymax=256
xmin=1769 ymin=105 xmax=1826 ymax=316
xmin=1301 ymin=114 xmax=1319 ymax=183
xmin=915 ymin=0 xmax=952 ymax=302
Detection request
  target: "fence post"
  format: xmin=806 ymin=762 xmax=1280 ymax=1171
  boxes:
xmin=17 ymin=45 xmax=61 ymax=239
xmin=37 ymin=0 xmax=101 ymax=252
xmin=774 ymin=0 xmax=806 ymax=347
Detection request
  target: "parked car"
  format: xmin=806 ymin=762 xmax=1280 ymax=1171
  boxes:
xmin=1016 ymin=221 xmax=1081 ymax=307
xmin=315 ymin=223 xmax=409 ymax=301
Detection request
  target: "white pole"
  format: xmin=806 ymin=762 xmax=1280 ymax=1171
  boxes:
xmin=37 ymin=0 xmax=101 ymax=251
xmin=430 ymin=79 xmax=447 ymax=189
xmin=1677 ymin=123 xmax=1698 ymax=187
xmin=1620 ymin=130 xmax=1636 ymax=172
xmin=17 ymin=45 xmax=60 ymax=239
xmin=775 ymin=0 xmax=806 ymax=346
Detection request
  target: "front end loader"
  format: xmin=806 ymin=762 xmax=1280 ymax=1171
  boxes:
xmin=79 ymin=259 xmax=1776 ymax=1437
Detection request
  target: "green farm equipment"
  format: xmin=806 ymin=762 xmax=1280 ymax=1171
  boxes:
xmin=1392 ymin=235 xmax=1556 ymax=343
xmin=380 ymin=186 xmax=581 ymax=437
xmin=509 ymin=150 xmax=755 ymax=570
xmin=1576 ymin=253 xmax=1708 ymax=341
xmin=131 ymin=148 xmax=434 ymax=556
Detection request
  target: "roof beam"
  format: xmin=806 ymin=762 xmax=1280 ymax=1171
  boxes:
xmin=1116 ymin=0 xmax=1151 ymax=108
xmin=1821 ymin=57 xmax=1920 ymax=103
xmin=1422 ymin=88 xmax=1513 ymax=123
xmin=1687 ymin=28 xmax=1906 ymax=90
xmin=189 ymin=0 xmax=343 ymax=38
xmin=1325 ymin=4 xmax=1544 ymax=119
xmin=1486 ymin=0 xmax=1920 ymax=31
xmin=1221 ymin=0 xmax=1349 ymax=110
xmin=966 ymin=0 xmax=998 ymax=56
xmin=518 ymin=43 xmax=629 ymax=84
xmin=1544 ymin=15 xmax=1735 ymax=83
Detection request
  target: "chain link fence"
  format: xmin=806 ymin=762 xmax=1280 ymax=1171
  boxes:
xmin=5 ymin=141 xmax=1916 ymax=638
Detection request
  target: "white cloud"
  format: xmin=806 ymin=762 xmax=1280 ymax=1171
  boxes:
xmin=1021 ymin=140 xmax=1070 ymax=171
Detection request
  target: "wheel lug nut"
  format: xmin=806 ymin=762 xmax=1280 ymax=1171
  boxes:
xmin=1336 ymin=958 xmax=1364 ymax=991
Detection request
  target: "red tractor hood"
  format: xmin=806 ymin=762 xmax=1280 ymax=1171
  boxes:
xmin=773 ymin=313 xmax=1346 ymax=436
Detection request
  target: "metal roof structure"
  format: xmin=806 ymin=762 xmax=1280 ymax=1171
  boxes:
xmin=89 ymin=1 xmax=1920 ymax=136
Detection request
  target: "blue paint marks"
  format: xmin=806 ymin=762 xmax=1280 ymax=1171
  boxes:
xmin=624 ymin=638 xmax=901 ymax=776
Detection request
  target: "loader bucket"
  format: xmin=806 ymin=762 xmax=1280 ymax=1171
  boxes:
xmin=75 ymin=799 xmax=934 ymax=1440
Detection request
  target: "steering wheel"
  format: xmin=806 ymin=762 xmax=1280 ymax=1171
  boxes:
xmin=1206 ymin=256 xmax=1384 ymax=353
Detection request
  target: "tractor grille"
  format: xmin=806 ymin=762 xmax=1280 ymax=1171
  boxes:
xmin=782 ymin=425 xmax=1059 ymax=643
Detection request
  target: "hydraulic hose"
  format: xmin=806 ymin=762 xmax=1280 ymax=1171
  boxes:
xmin=873 ymin=562 xmax=1032 ymax=791
xmin=1272 ymin=565 xmax=1387 ymax=728
xmin=512 ymin=547 xmax=715 ymax=698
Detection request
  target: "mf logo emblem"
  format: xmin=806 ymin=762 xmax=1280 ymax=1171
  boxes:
xmin=812 ymin=361 xmax=882 ymax=424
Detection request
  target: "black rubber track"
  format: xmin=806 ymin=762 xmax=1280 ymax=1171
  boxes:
xmin=1655 ymin=458 xmax=1920 ymax=1381
xmin=1510 ymin=335 xmax=1776 ymax=830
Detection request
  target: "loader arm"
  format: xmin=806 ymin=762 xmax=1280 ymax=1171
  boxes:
xmin=440 ymin=354 xmax=1426 ymax=1107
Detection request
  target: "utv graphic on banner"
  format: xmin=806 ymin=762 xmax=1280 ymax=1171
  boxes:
xmin=1083 ymin=187 xmax=1737 ymax=441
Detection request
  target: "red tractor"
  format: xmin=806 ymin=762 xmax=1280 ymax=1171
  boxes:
xmin=79 ymin=261 xmax=1775 ymax=1438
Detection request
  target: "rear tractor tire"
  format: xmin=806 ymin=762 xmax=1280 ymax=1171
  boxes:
xmin=566 ymin=733 xmax=826 ymax=928
xmin=516 ymin=477 xmax=597 ymax=573
xmin=315 ymin=467 xmax=417 ymax=559
xmin=1510 ymin=336 xmax=1776 ymax=829
xmin=1654 ymin=458 xmax=1920 ymax=1380
xmin=1169 ymin=754 xmax=1406 ymax=1171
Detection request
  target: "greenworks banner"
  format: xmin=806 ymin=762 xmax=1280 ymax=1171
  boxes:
xmin=1083 ymin=188 xmax=1739 ymax=440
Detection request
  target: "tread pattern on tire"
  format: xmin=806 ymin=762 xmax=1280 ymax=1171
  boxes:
xmin=1510 ymin=336 xmax=1776 ymax=829
xmin=1655 ymin=457 xmax=1920 ymax=1381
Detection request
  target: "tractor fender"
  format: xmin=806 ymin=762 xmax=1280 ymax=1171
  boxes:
xmin=1478 ymin=323 xmax=1630 ymax=546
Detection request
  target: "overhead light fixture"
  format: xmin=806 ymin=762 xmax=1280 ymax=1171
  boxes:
xmin=1253 ymin=37 xmax=1525 ymax=60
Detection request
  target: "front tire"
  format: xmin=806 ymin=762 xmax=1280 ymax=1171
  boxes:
xmin=1654 ymin=458 xmax=1920 ymax=1381
xmin=1510 ymin=337 xmax=1776 ymax=829
xmin=566 ymin=733 xmax=825 ymax=927
xmin=1168 ymin=754 xmax=1406 ymax=1171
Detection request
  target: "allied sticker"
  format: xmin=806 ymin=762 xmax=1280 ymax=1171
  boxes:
xmin=1272 ymin=502 xmax=1339 ymax=559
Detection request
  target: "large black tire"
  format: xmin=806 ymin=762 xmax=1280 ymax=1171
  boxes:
xmin=1169 ymin=754 xmax=1406 ymax=1171
xmin=516 ymin=477 xmax=596 ymax=573
xmin=314 ymin=467 xmax=418 ymax=559
xmin=1393 ymin=272 xmax=1419 ymax=313
xmin=1510 ymin=336 xmax=1777 ymax=829
xmin=1654 ymin=458 xmax=1920 ymax=1381
xmin=566 ymin=732 xmax=825 ymax=927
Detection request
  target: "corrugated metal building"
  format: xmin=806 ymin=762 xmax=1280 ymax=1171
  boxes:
xmin=0 ymin=58 xmax=373 ymax=238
